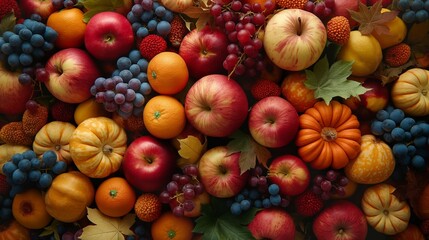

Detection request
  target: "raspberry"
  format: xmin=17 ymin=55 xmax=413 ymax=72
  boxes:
xmin=384 ymin=43 xmax=411 ymax=67
xmin=0 ymin=122 xmax=33 ymax=146
xmin=250 ymin=79 xmax=281 ymax=101
xmin=277 ymin=0 xmax=308 ymax=9
xmin=294 ymin=190 xmax=324 ymax=217
xmin=134 ymin=193 xmax=162 ymax=222
xmin=168 ymin=15 xmax=188 ymax=48
xmin=326 ymin=16 xmax=351 ymax=45
xmin=139 ymin=34 xmax=167 ymax=60
xmin=50 ymin=100 xmax=76 ymax=122
xmin=0 ymin=174 xmax=11 ymax=196
xmin=0 ymin=0 xmax=20 ymax=21
xmin=22 ymin=103 xmax=48 ymax=137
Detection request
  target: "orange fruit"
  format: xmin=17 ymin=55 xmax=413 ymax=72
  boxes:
xmin=134 ymin=193 xmax=162 ymax=222
xmin=143 ymin=95 xmax=186 ymax=139
xmin=151 ymin=211 xmax=194 ymax=240
xmin=12 ymin=188 xmax=52 ymax=229
xmin=47 ymin=8 xmax=86 ymax=49
xmin=94 ymin=177 xmax=136 ymax=218
xmin=147 ymin=52 xmax=189 ymax=95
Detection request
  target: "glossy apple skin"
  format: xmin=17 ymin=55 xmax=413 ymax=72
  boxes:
xmin=331 ymin=0 xmax=359 ymax=26
xmin=281 ymin=71 xmax=318 ymax=113
xmin=0 ymin=63 xmax=34 ymax=116
xmin=20 ymin=0 xmax=55 ymax=21
xmin=179 ymin=26 xmax=229 ymax=79
xmin=248 ymin=96 xmax=299 ymax=148
xmin=185 ymin=74 xmax=249 ymax=137
xmin=313 ymin=200 xmax=368 ymax=240
xmin=44 ymin=48 xmax=100 ymax=104
xmin=268 ymin=154 xmax=310 ymax=196
xmin=344 ymin=78 xmax=389 ymax=113
xmin=84 ymin=12 xmax=134 ymax=61
xmin=248 ymin=208 xmax=296 ymax=240
xmin=122 ymin=136 xmax=177 ymax=192
xmin=198 ymin=146 xmax=250 ymax=198
xmin=264 ymin=9 xmax=327 ymax=71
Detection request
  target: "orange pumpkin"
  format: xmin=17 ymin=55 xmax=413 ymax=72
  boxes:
xmin=44 ymin=171 xmax=95 ymax=223
xmin=295 ymin=101 xmax=362 ymax=169
xmin=361 ymin=183 xmax=411 ymax=235
xmin=69 ymin=117 xmax=127 ymax=178
xmin=394 ymin=224 xmax=425 ymax=240
xmin=0 ymin=220 xmax=30 ymax=240
xmin=391 ymin=68 xmax=429 ymax=116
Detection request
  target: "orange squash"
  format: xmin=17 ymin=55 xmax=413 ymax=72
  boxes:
xmin=295 ymin=101 xmax=362 ymax=170
xmin=0 ymin=220 xmax=30 ymax=240
xmin=391 ymin=68 xmax=429 ymax=116
xmin=361 ymin=183 xmax=410 ymax=235
xmin=69 ymin=117 xmax=127 ymax=178
xmin=394 ymin=224 xmax=425 ymax=240
xmin=44 ymin=171 xmax=95 ymax=223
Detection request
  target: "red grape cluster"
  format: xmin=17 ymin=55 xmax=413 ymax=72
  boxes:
xmin=312 ymin=169 xmax=349 ymax=200
xmin=159 ymin=164 xmax=205 ymax=217
xmin=209 ymin=0 xmax=276 ymax=78
xmin=304 ymin=0 xmax=336 ymax=19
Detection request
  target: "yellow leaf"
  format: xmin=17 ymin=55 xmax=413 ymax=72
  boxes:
xmin=177 ymin=135 xmax=207 ymax=165
xmin=80 ymin=208 xmax=135 ymax=240
xmin=182 ymin=6 xmax=207 ymax=19
xmin=196 ymin=13 xmax=211 ymax=31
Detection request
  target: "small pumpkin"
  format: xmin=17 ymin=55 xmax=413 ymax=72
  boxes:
xmin=33 ymin=121 xmax=76 ymax=165
xmin=361 ymin=183 xmax=411 ymax=235
xmin=159 ymin=0 xmax=193 ymax=13
xmin=295 ymin=101 xmax=362 ymax=170
xmin=394 ymin=224 xmax=425 ymax=240
xmin=69 ymin=117 xmax=127 ymax=178
xmin=0 ymin=144 xmax=30 ymax=174
xmin=0 ymin=220 xmax=30 ymax=240
xmin=44 ymin=171 xmax=95 ymax=223
xmin=391 ymin=68 xmax=429 ymax=117
xmin=344 ymin=134 xmax=395 ymax=184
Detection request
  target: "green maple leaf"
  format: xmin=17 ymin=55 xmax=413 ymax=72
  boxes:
xmin=226 ymin=130 xmax=271 ymax=174
xmin=0 ymin=12 xmax=16 ymax=35
xmin=193 ymin=197 xmax=258 ymax=240
xmin=79 ymin=0 xmax=125 ymax=23
xmin=304 ymin=56 xmax=369 ymax=104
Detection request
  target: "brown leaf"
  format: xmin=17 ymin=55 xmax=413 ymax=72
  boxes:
xmin=349 ymin=0 xmax=398 ymax=35
xmin=375 ymin=58 xmax=416 ymax=85
xmin=392 ymin=169 xmax=429 ymax=212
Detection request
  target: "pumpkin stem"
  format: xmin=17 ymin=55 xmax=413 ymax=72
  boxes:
xmin=321 ymin=127 xmax=337 ymax=141
xmin=102 ymin=145 xmax=113 ymax=154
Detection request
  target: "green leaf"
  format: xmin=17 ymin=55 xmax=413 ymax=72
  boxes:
xmin=194 ymin=197 xmax=258 ymax=240
xmin=80 ymin=0 xmax=126 ymax=23
xmin=40 ymin=220 xmax=61 ymax=240
xmin=305 ymin=56 xmax=369 ymax=104
xmin=226 ymin=130 xmax=271 ymax=173
xmin=0 ymin=12 xmax=16 ymax=35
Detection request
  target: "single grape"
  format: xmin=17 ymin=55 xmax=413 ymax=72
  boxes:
xmin=262 ymin=198 xmax=271 ymax=208
xmin=136 ymin=26 xmax=149 ymax=38
xmin=39 ymin=173 xmax=53 ymax=189
xmin=231 ymin=1 xmax=242 ymax=11
xmin=392 ymin=143 xmax=408 ymax=158
xmin=183 ymin=188 xmax=195 ymax=200
xmin=398 ymin=0 xmax=410 ymax=10
xmin=383 ymin=132 xmax=394 ymax=143
xmin=268 ymin=184 xmax=280 ymax=195
xmin=42 ymin=150 xmax=57 ymax=167
xmin=410 ymin=125 xmax=423 ymax=137
xmin=183 ymin=164 xmax=198 ymax=177
xmin=194 ymin=182 xmax=204 ymax=195
xmin=115 ymin=82 xmax=128 ymax=94
xmin=413 ymin=136 xmax=427 ymax=148
xmin=391 ymin=127 xmax=405 ymax=142
xmin=400 ymin=117 xmax=416 ymax=131
xmin=376 ymin=109 xmax=390 ymax=121
xmin=178 ymin=175 xmax=191 ymax=186
xmin=18 ymin=159 xmax=31 ymax=172
xmin=416 ymin=9 xmax=429 ymax=22
xmin=159 ymin=191 xmax=170 ymax=203
xmin=402 ymin=10 xmax=416 ymax=23
xmin=312 ymin=185 xmax=322 ymax=195
xmin=254 ymin=199 xmax=262 ymax=208
xmin=325 ymin=170 xmax=337 ymax=181
xmin=235 ymin=193 xmax=245 ymax=202
xmin=18 ymin=73 xmax=33 ymax=85
xmin=230 ymin=202 xmax=242 ymax=215
xmin=320 ymin=180 xmax=332 ymax=192
xmin=173 ymin=205 xmax=185 ymax=217
xmin=2 ymin=162 xmax=17 ymax=176
xmin=166 ymin=181 xmax=179 ymax=195
xmin=22 ymin=150 xmax=36 ymax=160
xmin=240 ymin=199 xmax=251 ymax=210
xmin=52 ymin=161 xmax=67 ymax=175
xmin=7 ymin=53 xmax=19 ymax=68
xmin=313 ymin=2 xmax=326 ymax=17
xmin=338 ymin=176 xmax=349 ymax=187
xmin=237 ymin=29 xmax=251 ymax=45
xmin=320 ymin=191 xmax=330 ymax=200
xmin=269 ymin=194 xmax=281 ymax=206
xmin=411 ymin=0 xmax=424 ymax=11
xmin=129 ymin=64 xmax=141 ymax=77
xmin=28 ymin=170 xmax=41 ymax=182
xmin=35 ymin=68 xmax=49 ymax=82
xmin=117 ymin=57 xmax=132 ymax=70
xmin=19 ymin=53 xmax=33 ymax=67
xmin=258 ymin=176 xmax=267 ymax=187
xmin=382 ymin=119 xmax=396 ymax=132
xmin=12 ymin=169 xmax=27 ymax=185
xmin=313 ymin=175 xmax=324 ymax=185
xmin=411 ymin=155 xmax=425 ymax=169
xmin=30 ymin=34 xmax=44 ymax=48
xmin=183 ymin=199 xmax=195 ymax=212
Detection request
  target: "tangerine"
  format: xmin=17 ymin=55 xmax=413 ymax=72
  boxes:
xmin=151 ymin=211 xmax=194 ymax=240
xmin=147 ymin=52 xmax=189 ymax=95
xmin=143 ymin=95 xmax=186 ymax=139
xmin=94 ymin=177 xmax=136 ymax=218
xmin=46 ymin=8 xmax=86 ymax=49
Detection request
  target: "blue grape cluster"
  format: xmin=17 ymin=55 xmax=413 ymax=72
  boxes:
xmin=0 ymin=195 xmax=13 ymax=221
xmin=1 ymin=150 xmax=68 ymax=197
xmin=371 ymin=106 xmax=429 ymax=170
xmin=90 ymin=49 xmax=152 ymax=119
xmin=127 ymin=0 xmax=174 ymax=40
xmin=397 ymin=0 xmax=429 ymax=23
xmin=0 ymin=18 xmax=58 ymax=72
xmin=51 ymin=0 xmax=78 ymax=10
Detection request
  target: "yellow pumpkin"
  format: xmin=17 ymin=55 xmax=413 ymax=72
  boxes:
xmin=361 ymin=183 xmax=410 ymax=235
xmin=0 ymin=220 xmax=30 ymax=240
xmin=44 ymin=171 xmax=94 ymax=223
xmin=344 ymin=134 xmax=395 ymax=184
xmin=0 ymin=144 xmax=30 ymax=175
xmin=69 ymin=117 xmax=127 ymax=178
xmin=33 ymin=121 xmax=76 ymax=165
xmin=391 ymin=68 xmax=429 ymax=117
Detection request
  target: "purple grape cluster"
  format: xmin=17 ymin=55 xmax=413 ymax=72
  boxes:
xmin=311 ymin=169 xmax=349 ymax=200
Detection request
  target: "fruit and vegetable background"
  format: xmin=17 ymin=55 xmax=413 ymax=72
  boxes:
xmin=0 ymin=0 xmax=429 ymax=239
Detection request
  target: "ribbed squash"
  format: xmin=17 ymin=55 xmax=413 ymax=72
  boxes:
xmin=391 ymin=68 xmax=429 ymax=117
xmin=0 ymin=220 xmax=30 ymax=240
xmin=345 ymin=134 xmax=395 ymax=184
xmin=361 ymin=183 xmax=410 ymax=235
xmin=33 ymin=121 xmax=76 ymax=165
xmin=0 ymin=144 xmax=30 ymax=175
xmin=295 ymin=101 xmax=362 ymax=170
xmin=69 ymin=117 xmax=127 ymax=178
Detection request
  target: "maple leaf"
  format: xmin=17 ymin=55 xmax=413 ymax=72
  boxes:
xmin=304 ymin=56 xmax=369 ymax=104
xmin=181 ymin=0 xmax=213 ymax=31
xmin=0 ymin=12 xmax=16 ymax=35
xmin=349 ymin=0 xmax=398 ymax=35
xmin=226 ymin=130 xmax=272 ymax=174
xmin=374 ymin=58 xmax=416 ymax=85
xmin=39 ymin=220 xmax=62 ymax=240
xmin=80 ymin=208 xmax=135 ymax=240
xmin=177 ymin=135 xmax=207 ymax=166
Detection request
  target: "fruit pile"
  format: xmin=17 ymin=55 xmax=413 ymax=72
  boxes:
xmin=0 ymin=0 xmax=429 ymax=239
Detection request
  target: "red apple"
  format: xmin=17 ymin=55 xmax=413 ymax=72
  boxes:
xmin=264 ymin=9 xmax=327 ymax=71
xmin=184 ymin=74 xmax=249 ymax=137
xmin=313 ymin=200 xmax=368 ymax=240
xmin=331 ymin=0 xmax=359 ymax=26
xmin=0 ymin=62 xmax=34 ymax=116
xmin=44 ymin=48 xmax=101 ymax=104
xmin=248 ymin=208 xmax=296 ymax=240
xmin=268 ymin=154 xmax=310 ymax=196
xmin=19 ymin=0 xmax=55 ymax=21
xmin=84 ymin=11 xmax=134 ymax=61
xmin=198 ymin=146 xmax=250 ymax=198
xmin=248 ymin=96 xmax=299 ymax=148
xmin=122 ymin=135 xmax=177 ymax=192
xmin=345 ymin=78 xmax=389 ymax=113
xmin=179 ymin=25 xmax=229 ymax=79
xmin=280 ymin=71 xmax=318 ymax=113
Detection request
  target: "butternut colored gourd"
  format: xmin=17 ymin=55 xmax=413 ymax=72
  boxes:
xmin=0 ymin=220 xmax=30 ymax=240
xmin=33 ymin=121 xmax=76 ymax=165
xmin=361 ymin=183 xmax=411 ymax=235
xmin=44 ymin=171 xmax=95 ymax=223
xmin=69 ymin=117 xmax=127 ymax=178
xmin=295 ymin=101 xmax=362 ymax=170
xmin=391 ymin=68 xmax=429 ymax=117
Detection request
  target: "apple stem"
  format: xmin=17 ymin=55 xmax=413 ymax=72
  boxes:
xmin=297 ymin=17 xmax=302 ymax=36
